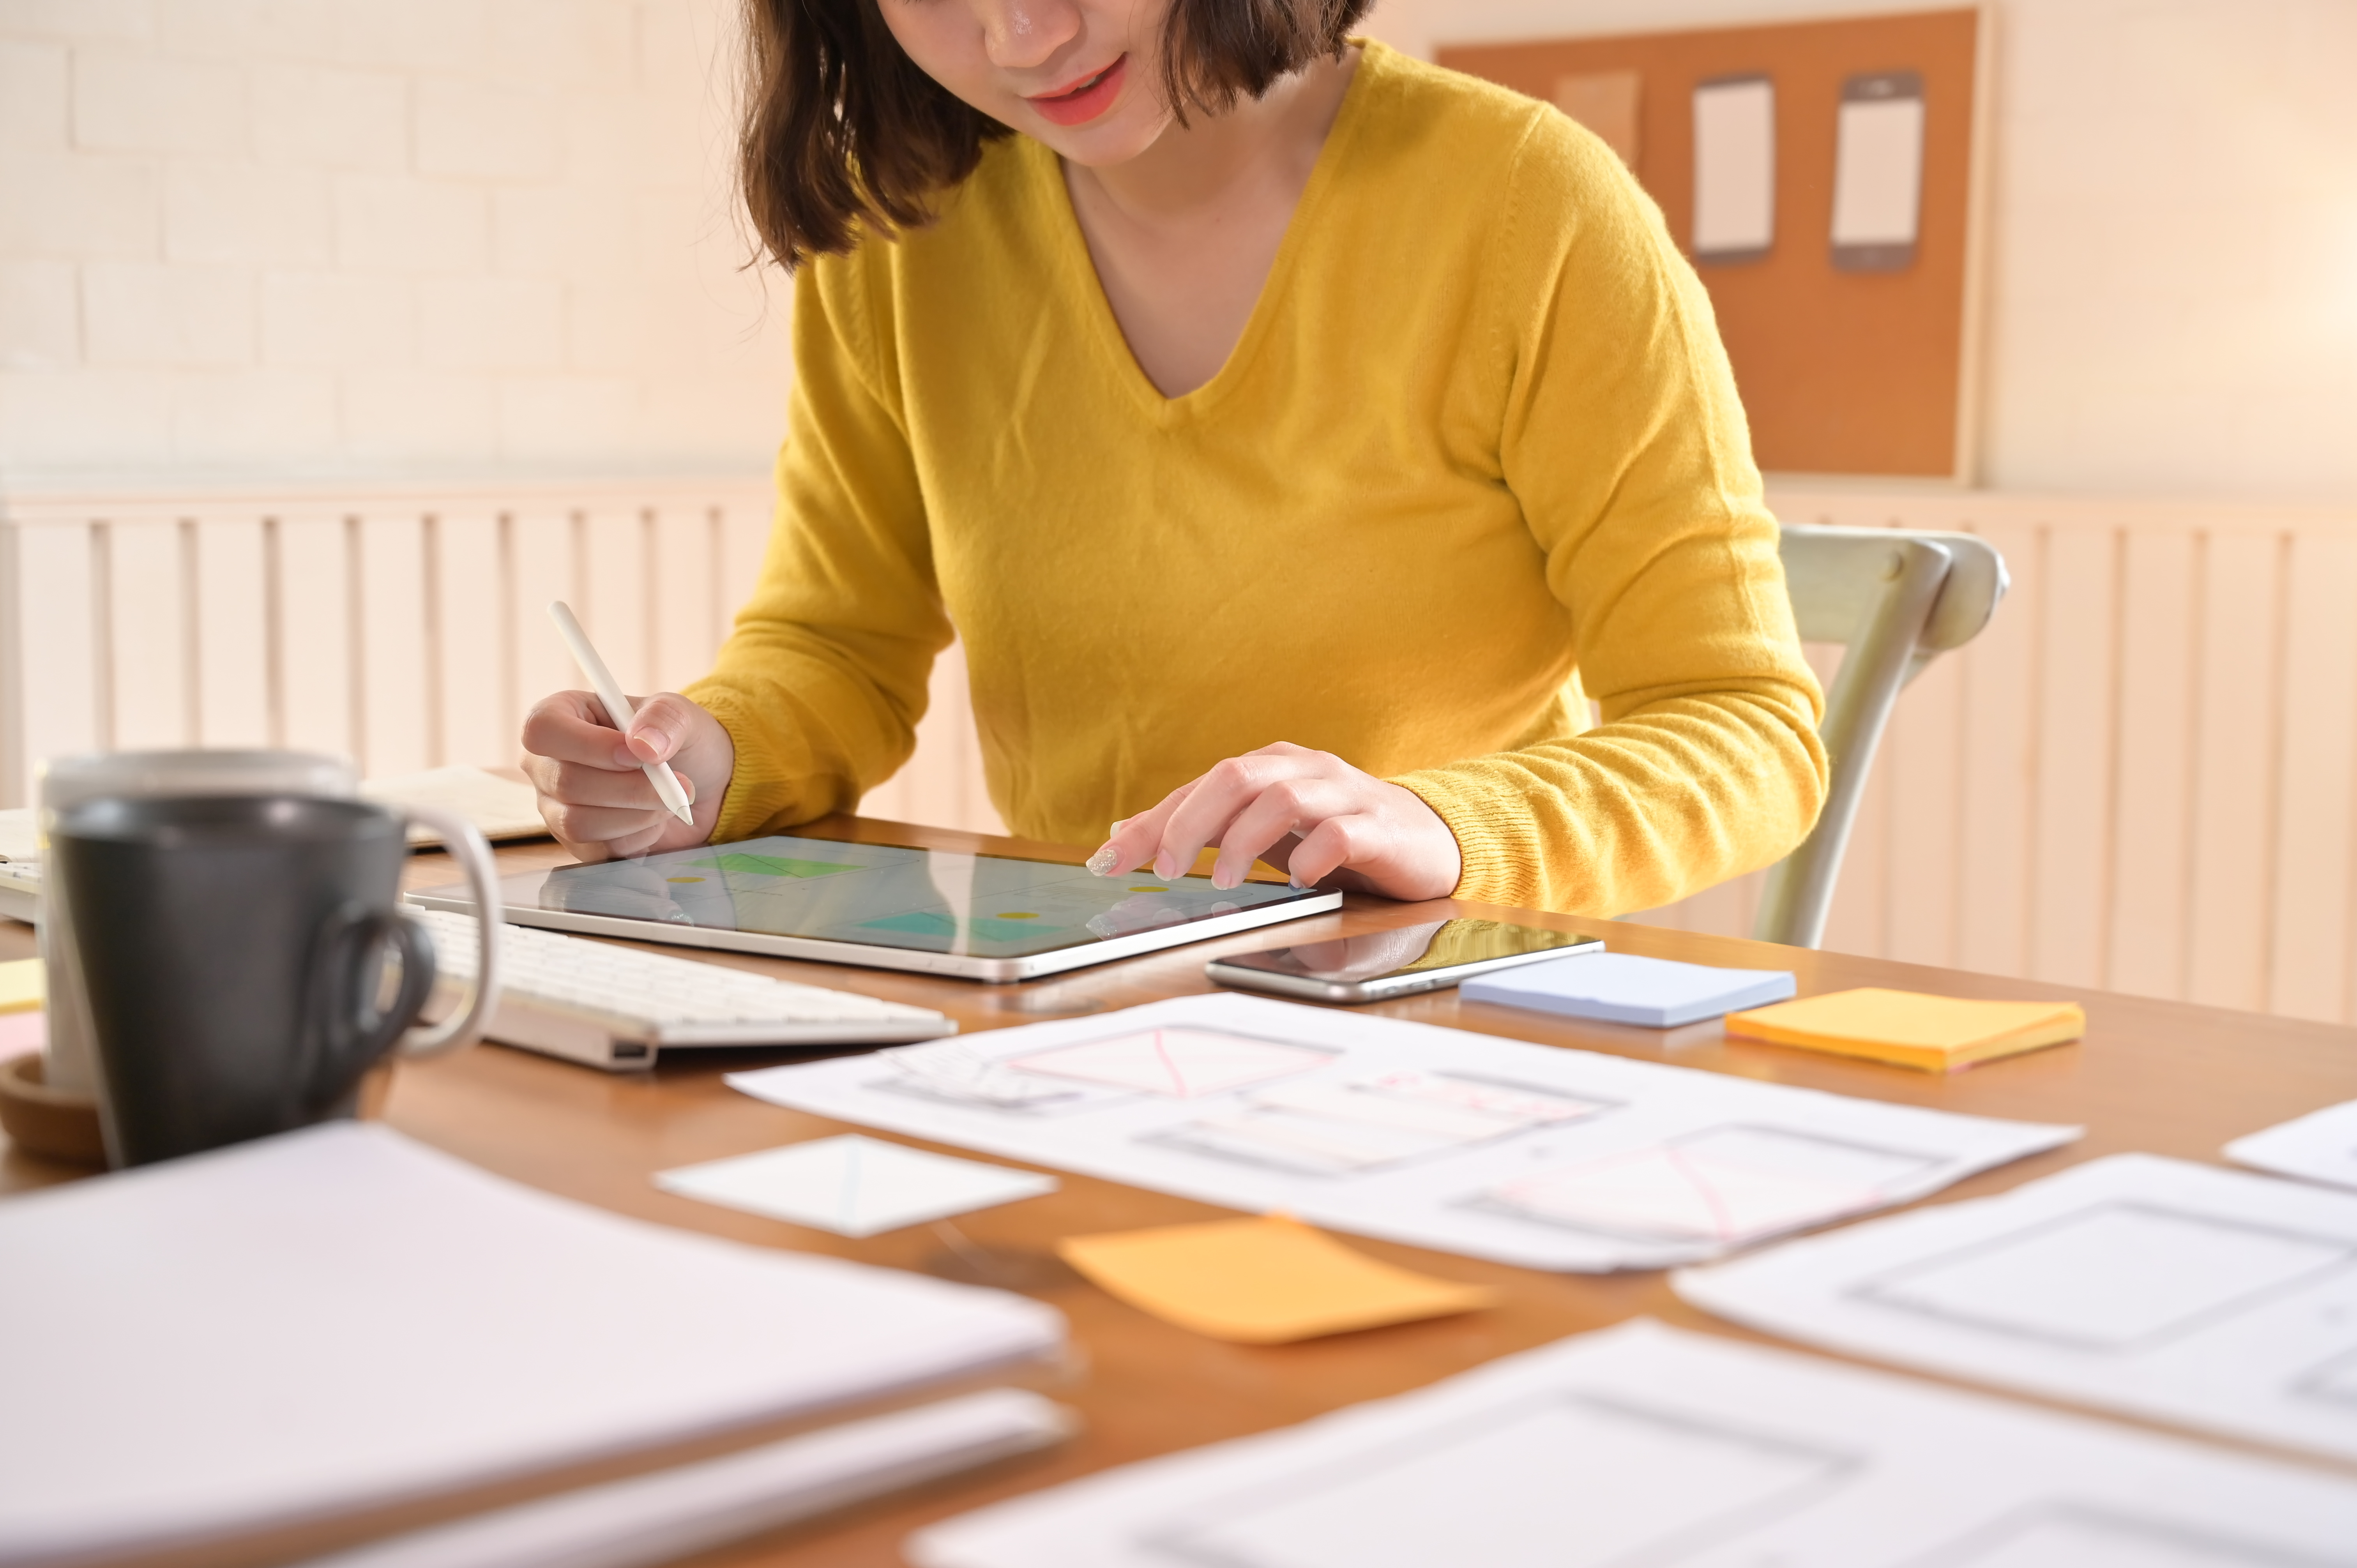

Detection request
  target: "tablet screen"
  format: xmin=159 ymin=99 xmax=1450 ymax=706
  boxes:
xmin=484 ymin=834 xmax=1318 ymax=961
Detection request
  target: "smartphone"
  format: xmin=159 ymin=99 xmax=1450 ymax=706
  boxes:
xmin=1205 ymin=918 xmax=1603 ymax=1004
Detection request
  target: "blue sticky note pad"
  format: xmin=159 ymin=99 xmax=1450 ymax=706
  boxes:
xmin=1463 ymin=951 xmax=1796 ymax=1028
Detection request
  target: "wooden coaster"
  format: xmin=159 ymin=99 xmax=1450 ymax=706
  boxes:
xmin=0 ymin=1053 xmax=107 ymax=1166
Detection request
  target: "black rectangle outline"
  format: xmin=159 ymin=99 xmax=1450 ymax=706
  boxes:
xmin=1463 ymin=1123 xmax=1951 ymax=1246
xmin=2292 ymin=1344 xmax=2357 ymax=1410
xmin=1005 ymin=1027 xmax=1343 ymax=1098
xmin=1850 ymin=1201 xmax=2357 ymax=1354
xmin=1892 ymin=1498 xmax=2352 ymax=1568
xmin=1137 ymin=1389 xmax=1861 ymax=1568
xmin=863 ymin=1027 xmax=1343 ymax=1119
xmin=1142 ymin=1073 xmax=1623 ymax=1179
xmin=865 ymin=1072 xmax=1120 ymax=1119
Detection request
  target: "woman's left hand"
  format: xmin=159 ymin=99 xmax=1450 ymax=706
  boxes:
xmin=1086 ymin=742 xmax=1463 ymax=901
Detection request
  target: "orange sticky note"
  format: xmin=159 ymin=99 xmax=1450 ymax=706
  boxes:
xmin=1726 ymin=987 xmax=2085 ymax=1072
xmin=1057 ymin=1214 xmax=1494 ymax=1344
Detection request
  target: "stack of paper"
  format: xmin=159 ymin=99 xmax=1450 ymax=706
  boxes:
xmin=0 ymin=1123 xmax=1065 ymax=1564
xmin=1725 ymin=987 xmax=2084 ymax=1070
xmin=1462 ymin=950 xmax=1793 ymax=1026
xmin=907 ymin=1319 xmax=2357 ymax=1568
xmin=302 ymin=1391 xmax=1076 ymax=1568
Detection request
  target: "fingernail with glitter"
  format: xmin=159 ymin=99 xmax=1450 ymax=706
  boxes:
xmin=1085 ymin=844 xmax=1119 ymax=876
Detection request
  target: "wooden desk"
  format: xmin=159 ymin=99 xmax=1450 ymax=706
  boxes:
xmin=7 ymin=816 xmax=2354 ymax=1564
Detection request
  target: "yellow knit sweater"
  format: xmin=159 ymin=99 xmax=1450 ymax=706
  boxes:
xmin=688 ymin=42 xmax=1826 ymax=915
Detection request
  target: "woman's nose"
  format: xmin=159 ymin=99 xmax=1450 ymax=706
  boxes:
xmin=976 ymin=0 xmax=1082 ymax=73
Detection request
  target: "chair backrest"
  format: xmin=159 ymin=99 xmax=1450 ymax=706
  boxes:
xmin=1751 ymin=523 xmax=2009 ymax=948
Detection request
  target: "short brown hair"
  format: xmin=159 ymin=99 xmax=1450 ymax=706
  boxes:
xmin=738 ymin=0 xmax=1371 ymax=268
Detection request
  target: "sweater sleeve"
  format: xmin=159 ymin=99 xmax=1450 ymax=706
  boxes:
xmin=682 ymin=256 xmax=951 ymax=841
xmin=1389 ymin=116 xmax=1828 ymax=917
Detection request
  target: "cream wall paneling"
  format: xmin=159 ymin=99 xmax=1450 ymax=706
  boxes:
xmin=1633 ymin=485 xmax=2357 ymax=1028
xmin=0 ymin=483 xmax=956 ymax=843
xmin=0 ymin=480 xmax=1002 ymax=840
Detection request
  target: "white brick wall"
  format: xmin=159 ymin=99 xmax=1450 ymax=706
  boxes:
xmin=6 ymin=0 xmax=2346 ymax=503
xmin=1365 ymin=0 xmax=2357 ymax=505
xmin=0 ymin=0 xmax=786 ymax=485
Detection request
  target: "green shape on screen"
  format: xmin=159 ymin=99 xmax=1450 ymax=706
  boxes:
xmin=689 ymin=853 xmax=860 ymax=879
xmin=862 ymin=910 xmax=1071 ymax=946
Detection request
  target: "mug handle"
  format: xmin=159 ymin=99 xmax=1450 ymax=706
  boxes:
xmin=313 ymin=906 xmax=440 ymax=1077
xmin=394 ymin=804 xmax=503 ymax=1059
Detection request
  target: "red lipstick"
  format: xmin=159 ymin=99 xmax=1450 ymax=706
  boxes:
xmin=1027 ymin=55 xmax=1127 ymax=127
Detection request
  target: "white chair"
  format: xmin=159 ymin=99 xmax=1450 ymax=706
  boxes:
xmin=1751 ymin=523 xmax=2009 ymax=948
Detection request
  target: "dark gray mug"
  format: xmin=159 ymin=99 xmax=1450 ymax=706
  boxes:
xmin=53 ymin=793 xmax=500 ymax=1167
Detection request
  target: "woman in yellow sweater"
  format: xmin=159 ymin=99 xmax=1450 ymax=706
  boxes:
xmin=522 ymin=0 xmax=1827 ymax=916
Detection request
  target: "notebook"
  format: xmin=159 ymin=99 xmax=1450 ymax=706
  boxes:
xmin=1462 ymin=950 xmax=1794 ymax=1027
xmin=1724 ymin=987 xmax=2085 ymax=1071
xmin=0 ymin=1122 xmax=1064 ymax=1565
xmin=361 ymin=766 xmax=550 ymax=846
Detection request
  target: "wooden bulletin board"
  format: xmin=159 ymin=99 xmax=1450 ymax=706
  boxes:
xmin=1440 ymin=8 xmax=1985 ymax=479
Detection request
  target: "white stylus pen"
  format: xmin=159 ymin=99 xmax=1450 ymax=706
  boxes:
xmin=548 ymin=600 xmax=695 ymax=826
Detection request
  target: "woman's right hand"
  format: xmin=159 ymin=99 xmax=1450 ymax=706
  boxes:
xmin=520 ymin=691 xmax=736 ymax=863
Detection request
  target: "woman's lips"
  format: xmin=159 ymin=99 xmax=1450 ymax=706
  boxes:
xmin=1027 ymin=55 xmax=1127 ymax=127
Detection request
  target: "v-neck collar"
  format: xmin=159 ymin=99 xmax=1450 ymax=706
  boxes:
xmin=1031 ymin=40 xmax=1384 ymax=426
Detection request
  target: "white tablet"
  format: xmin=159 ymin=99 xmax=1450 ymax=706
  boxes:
xmin=408 ymin=833 xmax=1343 ymax=983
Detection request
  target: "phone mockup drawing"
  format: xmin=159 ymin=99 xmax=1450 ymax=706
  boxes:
xmin=1206 ymin=919 xmax=1603 ymax=1005
xmin=1830 ymin=69 xmax=1926 ymax=272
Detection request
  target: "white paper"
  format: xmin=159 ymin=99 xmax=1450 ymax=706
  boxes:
xmin=728 ymin=994 xmax=2078 ymax=1273
xmin=1676 ymin=1153 xmax=2357 ymax=1461
xmin=2227 ymin=1097 xmax=2357 ymax=1192
xmin=1463 ymin=951 xmax=1793 ymax=1027
xmin=361 ymin=765 xmax=548 ymax=844
xmin=907 ymin=1319 xmax=2357 ymax=1568
xmin=655 ymin=1135 xmax=1057 ymax=1238
xmin=301 ymin=1390 xmax=1075 ymax=1568
xmin=1692 ymin=76 xmax=1776 ymax=258
xmin=0 ymin=1123 xmax=1063 ymax=1565
xmin=1831 ymin=95 xmax=1926 ymax=247
xmin=0 ymin=807 xmax=36 ymax=863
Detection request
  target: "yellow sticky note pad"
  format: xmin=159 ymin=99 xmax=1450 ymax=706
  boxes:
xmin=1726 ymin=987 xmax=2085 ymax=1072
xmin=1057 ymin=1214 xmax=1494 ymax=1344
xmin=0 ymin=959 xmax=42 ymax=1015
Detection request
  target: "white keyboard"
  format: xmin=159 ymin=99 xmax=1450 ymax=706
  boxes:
xmin=415 ymin=908 xmax=956 ymax=1071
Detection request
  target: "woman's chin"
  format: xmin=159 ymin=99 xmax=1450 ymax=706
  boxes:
xmin=1022 ymin=100 xmax=1173 ymax=169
